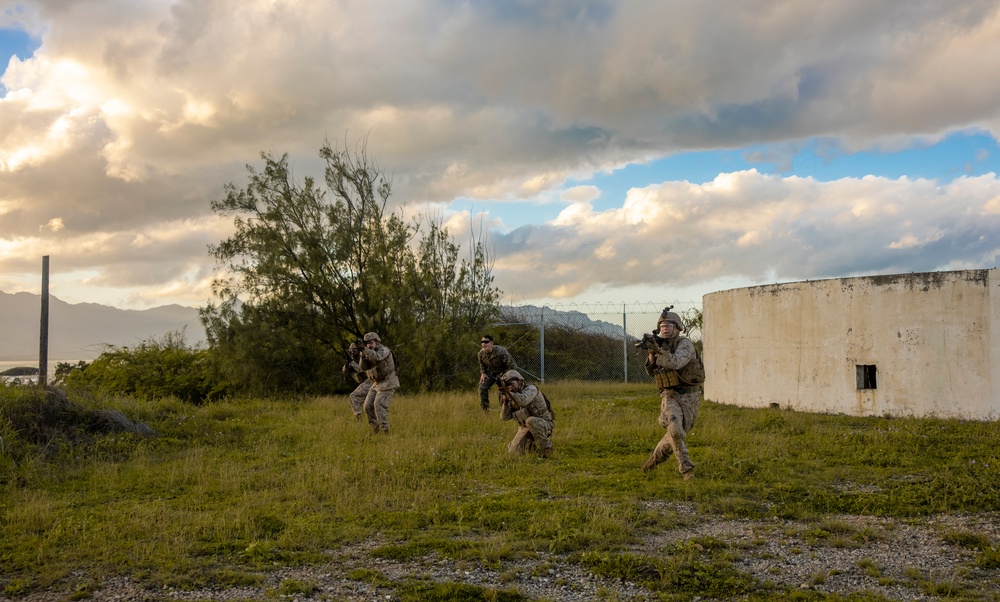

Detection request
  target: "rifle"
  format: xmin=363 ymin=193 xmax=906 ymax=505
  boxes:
xmin=344 ymin=338 xmax=363 ymax=362
xmin=342 ymin=339 xmax=365 ymax=383
xmin=498 ymin=375 xmax=519 ymax=410
xmin=634 ymin=304 xmax=673 ymax=350
xmin=634 ymin=331 xmax=666 ymax=351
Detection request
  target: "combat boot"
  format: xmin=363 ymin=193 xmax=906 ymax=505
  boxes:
xmin=538 ymin=447 xmax=553 ymax=458
xmin=682 ymin=468 xmax=695 ymax=480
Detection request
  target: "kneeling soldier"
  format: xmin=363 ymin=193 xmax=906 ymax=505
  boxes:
xmin=499 ymin=370 xmax=554 ymax=457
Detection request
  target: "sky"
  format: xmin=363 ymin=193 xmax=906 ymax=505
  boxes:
xmin=2 ymin=0 xmax=1000 ymax=315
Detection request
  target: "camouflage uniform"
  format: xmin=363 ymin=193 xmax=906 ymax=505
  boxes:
xmin=359 ymin=333 xmax=399 ymax=434
xmin=342 ymin=342 xmax=371 ymax=419
xmin=500 ymin=370 xmax=554 ymax=456
xmin=642 ymin=316 xmax=701 ymax=479
xmin=478 ymin=342 xmax=518 ymax=410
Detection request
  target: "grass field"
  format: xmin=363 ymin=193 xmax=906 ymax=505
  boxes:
xmin=1 ymin=381 xmax=999 ymax=600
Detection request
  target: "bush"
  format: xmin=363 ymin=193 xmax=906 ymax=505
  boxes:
xmin=64 ymin=331 xmax=228 ymax=403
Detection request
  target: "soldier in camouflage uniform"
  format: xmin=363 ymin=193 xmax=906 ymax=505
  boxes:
xmin=359 ymin=332 xmax=399 ymax=434
xmin=478 ymin=335 xmax=518 ymax=411
xmin=342 ymin=340 xmax=372 ymax=420
xmin=641 ymin=310 xmax=702 ymax=480
xmin=499 ymin=370 xmax=554 ymax=457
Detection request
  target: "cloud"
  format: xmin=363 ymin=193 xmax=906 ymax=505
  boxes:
xmin=2 ymin=1 xmax=1000 ymax=308
xmin=487 ymin=171 xmax=1000 ymax=299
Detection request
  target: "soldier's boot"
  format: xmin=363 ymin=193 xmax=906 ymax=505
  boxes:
xmin=538 ymin=447 xmax=553 ymax=459
xmin=682 ymin=468 xmax=696 ymax=480
xmin=641 ymin=452 xmax=661 ymax=473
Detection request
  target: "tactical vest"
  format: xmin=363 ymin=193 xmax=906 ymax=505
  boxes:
xmin=647 ymin=337 xmax=705 ymax=389
xmin=361 ymin=349 xmax=396 ymax=382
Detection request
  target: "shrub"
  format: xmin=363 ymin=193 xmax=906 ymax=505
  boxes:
xmin=64 ymin=331 xmax=228 ymax=403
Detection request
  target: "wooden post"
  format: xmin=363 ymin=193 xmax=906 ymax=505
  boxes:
xmin=39 ymin=255 xmax=49 ymax=386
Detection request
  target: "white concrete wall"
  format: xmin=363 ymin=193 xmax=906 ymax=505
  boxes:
xmin=703 ymin=269 xmax=999 ymax=420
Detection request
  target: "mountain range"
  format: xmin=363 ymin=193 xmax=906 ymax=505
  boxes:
xmin=0 ymin=291 xmax=205 ymax=361
xmin=0 ymin=292 xmax=634 ymax=362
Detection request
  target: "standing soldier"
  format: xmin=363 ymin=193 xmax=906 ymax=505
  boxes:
xmin=499 ymin=370 xmax=554 ymax=457
xmin=640 ymin=308 xmax=705 ymax=480
xmin=478 ymin=335 xmax=518 ymax=411
xmin=359 ymin=332 xmax=399 ymax=434
xmin=341 ymin=339 xmax=371 ymax=420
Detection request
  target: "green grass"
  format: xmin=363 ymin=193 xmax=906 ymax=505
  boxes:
xmin=2 ymin=381 xmax=999 ymax=599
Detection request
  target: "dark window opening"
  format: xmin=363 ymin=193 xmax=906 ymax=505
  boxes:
xmin=856 ymin=365 xmax=877 ymax=390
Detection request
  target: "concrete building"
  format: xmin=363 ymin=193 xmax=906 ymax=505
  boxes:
xmin=703 ymin=269 xmax=1000 ymax=420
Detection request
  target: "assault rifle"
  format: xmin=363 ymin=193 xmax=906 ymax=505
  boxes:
xmin=634 ymin=331 xmax=666 ymax=350
xmin=634 ymin=304 xmax=674 ymax=350
xmin=344 ymin=338 xmax=363 ymax=362
xmin=342 ymin=339 xmax=366 ymax=384
xmin=496 ymin=375 xmax=512 ymax=407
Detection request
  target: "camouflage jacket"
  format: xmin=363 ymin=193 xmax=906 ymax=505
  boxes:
xmin=501 ymin=383 xmax=552 ymax=425
xmin=360 ymin=345 xmax=399 ymax=391
xmin=478 ymin=344 xmax=518 ymax=378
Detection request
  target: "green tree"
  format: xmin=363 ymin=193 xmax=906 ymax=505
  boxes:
xmin=202 ymin=140 xmax=500 ymax=394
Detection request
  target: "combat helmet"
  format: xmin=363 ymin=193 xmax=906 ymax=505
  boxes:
xmin=502 ymin=369 xmax=523 ymax=382
xmin=656 ymin=306 xmax=684 ymax=331
xmin=363 ymin=332 xmax=381 ymax=343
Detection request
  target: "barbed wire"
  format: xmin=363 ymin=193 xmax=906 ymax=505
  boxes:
xmin=505 ymin=300 xmax=701 ymax=314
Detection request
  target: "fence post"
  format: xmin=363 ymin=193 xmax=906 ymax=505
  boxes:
xmin=539 ymin=306 xmax=545 ymax=383
xmin=622 ymin=304 xmax=627 ymax=383
xmin=39 ymin=255 xmax=49 ymax=386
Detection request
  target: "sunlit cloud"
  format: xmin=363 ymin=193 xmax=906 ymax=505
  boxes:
xmin=489 ymin=172 xmax=1000 ymax=300
xmin=2 ymin=1 xmax=1000 ymax=310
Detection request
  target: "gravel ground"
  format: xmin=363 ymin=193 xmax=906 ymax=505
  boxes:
xmin=5 ymin=505 xmax=999 ymax=601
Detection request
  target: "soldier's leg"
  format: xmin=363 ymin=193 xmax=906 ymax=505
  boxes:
xmin=479 ymin=375 xmax=496 ymax=410
xmin=507 ymin=427 xmax=534 ymax=454
xmin=363 ymin=387 xmax=379 ymax=433
xmin=350 ymin=380 xmax=371 ymax=419
xmin=374 ymin=389 xmax=394 ymax=433
xmin=525 ymin=416 xmax=553 ymax=454
xmin=673 ymin=391 xmax=701 ymax=476
xmin=641 ymin=393 xmax=679 ymax=472
xmin=664 ymin=395 xmax=695 ymax=475
xmin=680 ymin=392 xmax=701 ymax=434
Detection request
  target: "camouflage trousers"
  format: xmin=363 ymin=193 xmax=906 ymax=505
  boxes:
xmin=364 ymin=387 xmax=396 ymax=434
xmin=479 ymin=375 xmax=501 ymax=410
xmin=349 ymin=380 xmax=372 ymax=417
xmin=649 ymin=388 xmax=701 ymax=474
xmin=508 ymin=416 xmax=554 ymax=454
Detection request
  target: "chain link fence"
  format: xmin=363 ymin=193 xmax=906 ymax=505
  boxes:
xmin=487 ymin=301 xmax=702 ymax=383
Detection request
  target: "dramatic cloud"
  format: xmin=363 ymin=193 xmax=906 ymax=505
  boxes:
xmin=490 ymin=171 xmax=1000 ymax=299
xmin=1 ymin=0 xmax=999 ymax=307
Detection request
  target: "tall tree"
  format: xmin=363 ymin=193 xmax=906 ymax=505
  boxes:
xmin=202 ymin=140 xmax=500 ymax=394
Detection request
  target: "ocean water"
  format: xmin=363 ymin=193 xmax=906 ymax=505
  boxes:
xmin=0 ymin=360 xmax=84 ymax=383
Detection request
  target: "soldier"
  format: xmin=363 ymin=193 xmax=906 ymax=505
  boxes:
xmin=478 ymin=335 xmax=518 ymax=411
xmin=640 ymin=308 xmax=704 ymax=480
xmin=358 ymin=332 xmax=399 ymax=434
xmin=341 ymin=339 xmax=371 ymax=420
xmin=499 ymin=370 xmax=554 ymax=457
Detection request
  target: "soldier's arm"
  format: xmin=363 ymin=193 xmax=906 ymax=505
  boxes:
xmin=654 ymin=338 xmax=696 ymax=371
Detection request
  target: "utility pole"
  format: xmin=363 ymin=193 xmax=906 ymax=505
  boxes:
xmin=39 ymin=255 xmax=49 ymax=386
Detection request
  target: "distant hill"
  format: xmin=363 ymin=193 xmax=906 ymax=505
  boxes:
xmin=499 ymin=304 xmax=630 ymax=338
xmin=0 ymin=291 xmax=205 ymax=361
